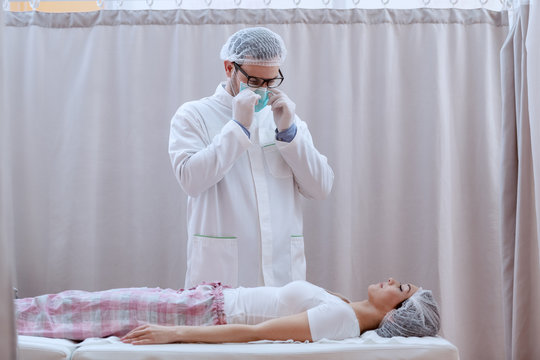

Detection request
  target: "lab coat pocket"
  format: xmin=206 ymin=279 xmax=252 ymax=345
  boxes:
xmin=290 ymin=235 xmax=306 ymax=281
xmin=190 ymin=235 xmax=238 ymax=287
xmin=262 ymin=144 xmax=292 ymax=179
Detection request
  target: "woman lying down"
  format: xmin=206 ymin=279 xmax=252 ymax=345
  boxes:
xmin=15 ymin=278 xmax=440 ymax=344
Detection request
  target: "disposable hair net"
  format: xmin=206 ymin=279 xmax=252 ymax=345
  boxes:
xmin=376 ymin=288 xmax=441 ymax=338
xmin=220 ymin=27 xmax=287 ymax=66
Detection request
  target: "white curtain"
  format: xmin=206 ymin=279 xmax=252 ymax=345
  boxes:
xmin=2 ymin=8 xmax=508 ymax=359
xmin=0 ymin=1 xmax=18 ymax=358
xmin=500 ymin=1 xmax=540 ymax=359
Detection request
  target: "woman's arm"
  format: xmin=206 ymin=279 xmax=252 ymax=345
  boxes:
xmin=121 ymin=312 xmax=312 ymax=345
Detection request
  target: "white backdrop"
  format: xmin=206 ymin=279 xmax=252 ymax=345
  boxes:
xmin=2 ymin=8 xmax=508 ymax=360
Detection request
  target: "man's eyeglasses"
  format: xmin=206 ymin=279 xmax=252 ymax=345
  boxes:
xmin=233 ymin=62 xmax=284 ymax=88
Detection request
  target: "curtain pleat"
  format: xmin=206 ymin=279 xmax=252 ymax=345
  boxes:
xmin=499 ymin=2 xmax=540 ymax=359
xmin=2 ymin=8 xmax=509 ymax=359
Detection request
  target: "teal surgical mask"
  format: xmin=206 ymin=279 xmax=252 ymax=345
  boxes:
xmin=240 ymin=82 xmax=269 ymax=112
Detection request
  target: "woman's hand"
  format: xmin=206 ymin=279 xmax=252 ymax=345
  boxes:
xmin=120 ymin=312 xmax=311 ymax=345
xmin=121 ymin=324 xmax=182 ymax=345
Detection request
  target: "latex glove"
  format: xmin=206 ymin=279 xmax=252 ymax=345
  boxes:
xmin=268 ymin=88 xmax=296 ymax=132
xmin=232 ymin=88 xmax=260 ymax=128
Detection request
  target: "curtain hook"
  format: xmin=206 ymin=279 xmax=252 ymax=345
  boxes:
xmin=205 ymin=0 xmax=212 ymax=7
xmin=118 ymin=0 xmax=123 ymax=8
xmin=322 ymin=0 xmax=330 ymax=6
xmin=353 ymin=0 xmax=360 ymax=5
xmin=263 ymin=0 xmax=271 ymax=6
xmin=176 ymin=0 xmax=182 ymax=7
xmin=479 ymin=0 xmax=488 ymax=7
xmin=96 ymin=0 xmax=104 ymax=8
xmin=381 ymin=0 xmax=389 ymax=6
xmin=293 ymin=0 xmax=301 ymax=7
xmin=234 ymin=0 xmax=241 ymax=6
xmin=450 ymin=0 xmax=458 ymax=6
xmin=29 ymin=0 xmax=39 ymax=10
xmin=146 ymin=0 xmax=153 ymax=7
xmin=423 ymin=0 xmax=431 ymax=7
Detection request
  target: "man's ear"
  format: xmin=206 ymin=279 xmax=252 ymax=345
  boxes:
xmin=224 ymin=61 xmax=234 ymax=77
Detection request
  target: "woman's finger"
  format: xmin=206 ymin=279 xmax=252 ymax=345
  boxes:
xmin=124 ymin=331 xmax=145 ymax=340
xmin=122 ymin=326 xmax=149 ymax=340
xmin=122 ymin=332 xmax=149 ymax=343
xmin=127 ymin=324 xmax=149 ymax=333
xmin=132 ymin=338 xmax=154 ymax=345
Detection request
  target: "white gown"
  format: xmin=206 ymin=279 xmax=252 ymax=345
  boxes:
xmin=223 ymin=280 xmax=360 ymax=341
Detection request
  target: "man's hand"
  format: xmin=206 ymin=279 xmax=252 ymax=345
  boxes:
xmin=121 ymin=324 xmax=182 ymax=345
xmin=232 ymin=88 xmax=260 ymax=128
xmin=268 ymin=88 xmax=296 ymax=132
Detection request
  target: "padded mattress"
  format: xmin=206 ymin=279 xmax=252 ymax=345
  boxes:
xmin=18 ymin=331 xmax=459 ymax=360
xmin=18 ymin=335 xmax=78 ymax=360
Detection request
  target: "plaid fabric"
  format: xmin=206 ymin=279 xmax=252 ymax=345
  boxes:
xmin=15 ymin=283 xmax=226 ymax=340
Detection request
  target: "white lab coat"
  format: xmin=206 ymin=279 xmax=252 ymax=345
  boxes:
xmin=169 ymin=83 xmax=334 ymax=288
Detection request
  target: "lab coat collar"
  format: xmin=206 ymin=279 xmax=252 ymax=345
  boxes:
xmin=215 ymin=82 xmax=233 ymax=109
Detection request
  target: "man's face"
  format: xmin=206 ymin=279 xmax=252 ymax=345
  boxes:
xmin=224 ymin=61 xmax=281 ymax=95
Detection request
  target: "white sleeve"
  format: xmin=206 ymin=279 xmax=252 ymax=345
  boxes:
xmin=168 ymin=104 xmax=251 ymax=197
xmin=276 ymin=117 xmax=334 ymax=200
xmin=307 ymin=302 xmax=360 ymax=341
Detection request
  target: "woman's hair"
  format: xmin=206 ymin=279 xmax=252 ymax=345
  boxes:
xmin=375 ymin=288 xmax=441 ymax=338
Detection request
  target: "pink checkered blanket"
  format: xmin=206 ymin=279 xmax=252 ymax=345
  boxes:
xmin=15 ymin=283 xmax=226 ymax=340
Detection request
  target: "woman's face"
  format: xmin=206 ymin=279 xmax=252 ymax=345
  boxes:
xmin=368 ymin=277 xmax=419 ymax=312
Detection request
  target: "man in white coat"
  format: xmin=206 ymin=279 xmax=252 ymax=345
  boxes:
xmin=169 ymin=27 xmax=334 ymax=289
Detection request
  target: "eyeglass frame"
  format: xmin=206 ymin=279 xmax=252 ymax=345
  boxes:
xmin=233 ymin=62 xmax=284 ymax=88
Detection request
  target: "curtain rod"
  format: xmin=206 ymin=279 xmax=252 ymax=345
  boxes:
xmin=4 ymin=0 xmax=510 ymax=12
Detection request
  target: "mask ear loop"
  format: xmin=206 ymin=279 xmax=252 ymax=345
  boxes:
xmin=230 ymin=66 xmax=240 ymax=97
